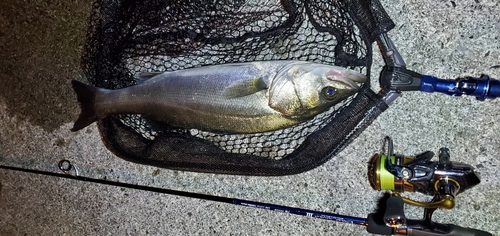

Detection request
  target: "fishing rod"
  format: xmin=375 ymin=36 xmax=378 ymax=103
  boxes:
xmin=0 ymin=137 xmax=492 ymax=235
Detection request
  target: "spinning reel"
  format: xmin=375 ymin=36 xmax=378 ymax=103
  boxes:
xmin=366 ymin=136 xmax=489 ymax=235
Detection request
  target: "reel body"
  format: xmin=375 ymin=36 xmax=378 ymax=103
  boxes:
xmin=368 ymin=150 xmax=480 ymax=208
xmin=365 ymin=137 xmax=489 ymax=235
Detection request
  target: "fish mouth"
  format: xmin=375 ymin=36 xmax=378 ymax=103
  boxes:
xmin=344 ymin=70 xmax=367 ymax=90
xmin=333 ymin=77 xmax=366 ymax=90
xmin=346 ymin=70 xmax=367 ymax=83
xmin=326 ymin=69 xmax=367 ymax=90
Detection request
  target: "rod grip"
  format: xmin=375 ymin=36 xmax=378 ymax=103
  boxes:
xmin=407 ymin=224 xmax=492 ymax=236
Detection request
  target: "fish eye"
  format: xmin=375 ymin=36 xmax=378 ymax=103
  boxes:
xmin=322 ymin=86 xmax=337 ymax=100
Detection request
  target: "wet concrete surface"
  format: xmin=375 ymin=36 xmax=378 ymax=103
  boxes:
xmin=1 ymin=0 xmax=500 ymax=235
xmin=0 ymin=0 xmax=91 ymax=132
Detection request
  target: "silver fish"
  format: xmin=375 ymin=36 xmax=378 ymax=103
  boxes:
xmin=71 ymin=60 xmax=366 ymax=133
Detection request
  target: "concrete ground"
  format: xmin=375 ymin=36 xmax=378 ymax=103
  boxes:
xmin=1 ymin=0 xmax=499 ymax=235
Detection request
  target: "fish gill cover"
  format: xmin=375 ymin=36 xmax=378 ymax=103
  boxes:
xmin=80 ymin=0 xmax=394 ymax=175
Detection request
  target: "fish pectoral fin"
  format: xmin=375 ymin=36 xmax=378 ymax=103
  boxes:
xmin=223 ymin=77 xmax=268 ymax=98
xmin=135 ymin=72 xmax=163 ymax=84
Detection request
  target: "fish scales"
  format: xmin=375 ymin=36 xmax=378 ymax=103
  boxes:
xmin=71 ymin=61 xmax=366 ymax=134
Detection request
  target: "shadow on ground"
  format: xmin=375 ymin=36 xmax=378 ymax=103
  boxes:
xmin=0 ymin=0 xmax=92 ymax=132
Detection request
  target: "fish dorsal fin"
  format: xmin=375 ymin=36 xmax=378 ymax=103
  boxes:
xmin=136 ymin=72 xmax=163 ymax=84
xmin=223 ymin=77 xmax=268 ymax=98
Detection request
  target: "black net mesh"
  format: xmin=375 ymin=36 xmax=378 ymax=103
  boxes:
xmin=80 ymin=0 xmax=394 ymax=175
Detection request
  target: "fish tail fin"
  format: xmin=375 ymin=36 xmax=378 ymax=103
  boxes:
xmin=71 ymin=80 xmax=98 ymax=132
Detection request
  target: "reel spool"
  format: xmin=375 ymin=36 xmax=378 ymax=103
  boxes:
xmin=368 ymin=154 xmax=416 ymax=193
